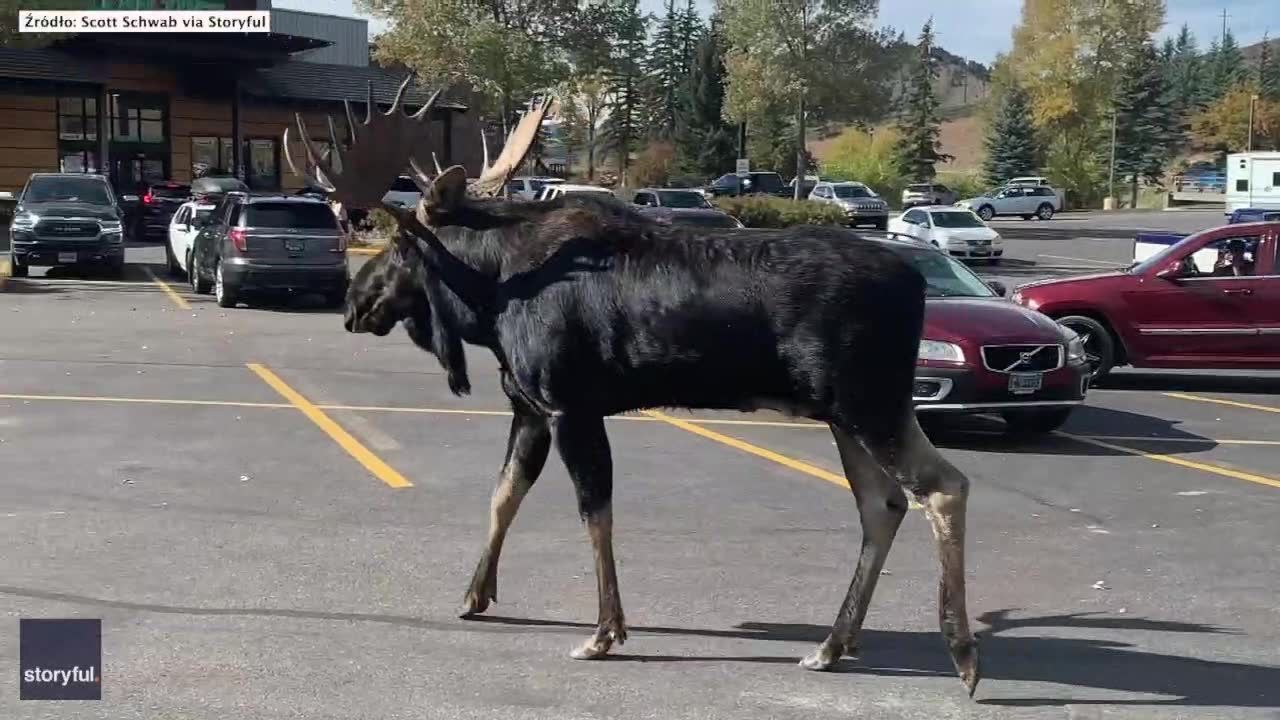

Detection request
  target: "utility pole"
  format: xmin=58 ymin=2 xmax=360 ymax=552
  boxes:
xmin=1248 ymin=93 xmax=1258 ymax=152
xmin=1108 ymin=109 xmax=1117 ymax=207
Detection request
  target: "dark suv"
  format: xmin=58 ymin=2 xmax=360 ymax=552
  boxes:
xmin=135 ymin=181 xmax=191 ymax=240
xmin=706 ymin=171 xmax=789 ymax=198
xmin=7 ymin=173 xmax=126 ymax=277
xmin=188 ymin=193 xmax=350 ymax=308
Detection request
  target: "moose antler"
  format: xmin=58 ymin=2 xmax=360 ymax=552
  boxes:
xmin=282 ymin=74 xmax=442 ymax=208
xmin=468 ymin=94 xmax=556 ymax=198
xmin=281 ymin=74 xmax=556 ymax=205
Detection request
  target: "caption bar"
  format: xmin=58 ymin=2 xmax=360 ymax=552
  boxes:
xmin=19 ymin=10 xmax=271 ymax=33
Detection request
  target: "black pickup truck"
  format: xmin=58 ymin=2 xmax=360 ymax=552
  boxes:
xmin=6 ymin=173 xmax=129 ymax=278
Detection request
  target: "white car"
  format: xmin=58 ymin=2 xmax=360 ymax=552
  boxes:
xmin=535 ymin=183 xmax=615 ymax=201
xmin=956 ymin=184 xmax=1060 ymax=221
xmin=887 ymin=206 xmax=1004 ymax=263
xmin=508 ymin=176 xmax=564 ymax=200
xmin=165 ymin=200 xmax=217 ymax=277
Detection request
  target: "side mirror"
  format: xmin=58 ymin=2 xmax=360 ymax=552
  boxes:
xmin=1156 ymin=256 xmax=1193 ymax=281
xmin=987 ymin=280 xmax=1008 ymax=297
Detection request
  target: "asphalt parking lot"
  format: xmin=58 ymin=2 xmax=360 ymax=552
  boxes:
xmin=2 ymin=209 xmax=1279 ymax=719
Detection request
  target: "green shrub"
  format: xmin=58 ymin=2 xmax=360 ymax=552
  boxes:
xmin=936 ymin=171 xmax=988 ymax=201
xmin=713 ymin=196 xmax=847 ymax=228
xmin=819 ymin=126 xmax=908 ymax=202
xmin=367 ymin=208 xmax=399 ymax=238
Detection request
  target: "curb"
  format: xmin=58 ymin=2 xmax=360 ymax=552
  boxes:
xmin=347 ymin=247 xmax=383 ymax=256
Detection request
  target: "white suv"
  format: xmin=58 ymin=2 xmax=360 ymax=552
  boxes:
xmin=507 ymin=176 xmax=564 ymax=200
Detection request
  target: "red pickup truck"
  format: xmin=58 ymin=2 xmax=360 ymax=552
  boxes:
xmin=1011 ymin=222 xmax=1280 ymax=383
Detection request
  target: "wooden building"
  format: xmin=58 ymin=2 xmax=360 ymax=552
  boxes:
xmin=0 ymin=10 xmax=481 ymax=194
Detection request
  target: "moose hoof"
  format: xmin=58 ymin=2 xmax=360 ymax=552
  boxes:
xmin=798 ymin=641 xmax=843 ymax=671
xmin=952 ymin=640 xmax=981 ymax=698
xmin=569 ymin=625 xmax=626 ymax=660
xmin=458 ymin=591 xmax=494 ymax=619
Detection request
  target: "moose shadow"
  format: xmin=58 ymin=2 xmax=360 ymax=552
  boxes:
xmin=468 ymin=609 xmax=1278 ymax=709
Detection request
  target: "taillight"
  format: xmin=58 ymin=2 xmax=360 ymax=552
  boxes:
xmin=228 ymin=228 xmax=247 ymax=252
xmin=142 ymin=192 xmax=154 ymax=205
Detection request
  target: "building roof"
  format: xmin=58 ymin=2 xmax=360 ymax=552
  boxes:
xmin=0 ymin=47 xmax=107 ymax=84
xmin=242 ymin=61 xmax=468 ymax=111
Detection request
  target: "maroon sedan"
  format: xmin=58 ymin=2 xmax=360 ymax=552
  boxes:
xmin=887 ymin=241 xmax=1091 ymax=433
xmin=1010 ymin=222 xmax=1280 ymax=383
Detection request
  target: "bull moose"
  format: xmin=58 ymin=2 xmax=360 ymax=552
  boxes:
xmin=283 ymin=77 xmax=981 ymax=696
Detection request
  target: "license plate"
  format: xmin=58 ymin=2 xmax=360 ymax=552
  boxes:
xmin=1009 ymin=372 xmax=1042 ymax=395
xmin=57 ymin=252 xmax=78 ymax=263
xmin=283 ymin=239 xmax=305 ymax=252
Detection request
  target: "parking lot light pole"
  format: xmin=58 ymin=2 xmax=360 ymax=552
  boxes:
xmin=1107 ymin=110 xmax=1117 ymax=209
xmin=1248 ymin=94 xmax=1258 ymax=152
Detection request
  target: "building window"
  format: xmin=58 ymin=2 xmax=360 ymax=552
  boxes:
xmin=191 ymin=136 xmax=235 ymax=177
xmin=108 ymin=94 xmax=166 ymax=143
xmin=58 ymin=96 xmax=98 ymax=142
xmin=190 ymin=136 xmax=279 ymax=189
xmin=245 ymin=138 xmax=279 ymax=190
xmin=59 ymin=150 xmax=99 ymax=174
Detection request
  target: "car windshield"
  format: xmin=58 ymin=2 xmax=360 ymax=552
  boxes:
xmin=151 ymin=184 xmax=190 ymax=199
xmin=900 ymin=247 xmax=997 ymax=298
xmin=25 ymin=177 xmax=112 ymax=205
xmin=833 ymin=185 xmax=874 ymax=199
xmin=245 ymin=202 xmax=336 ymax=229
xmin=529 ymin=179 xmax=562 ymax=193
xmin=388 ymin=177 xmax=418 ymax=193
xmin=657 ymin=190 xmax=710 ymax=208
xmin=929 ymin=211 xmax=984 ymax=228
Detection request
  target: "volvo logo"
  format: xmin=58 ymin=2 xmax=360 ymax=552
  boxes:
xmin=1001 ymin=346 xmax=1047 ymax=373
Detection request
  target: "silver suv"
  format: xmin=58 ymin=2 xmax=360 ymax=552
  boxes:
xmin=901 ymin=182 xmax=957 ymax=209
xmin=808 ymin=181 xmax=889 ymax=229
xmin=188 ymin=193 xmax=350 ymax=309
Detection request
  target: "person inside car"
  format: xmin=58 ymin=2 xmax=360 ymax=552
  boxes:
xmin=1211 ymin=238 xmax=1254 ymax=277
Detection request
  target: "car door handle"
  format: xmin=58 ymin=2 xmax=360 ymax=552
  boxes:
xmin=1222 ymin=288 xmax=1253 ymax=296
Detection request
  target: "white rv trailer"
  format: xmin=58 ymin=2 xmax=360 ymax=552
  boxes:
xmin=1225 ymin=151 xmax=1280 ymax=215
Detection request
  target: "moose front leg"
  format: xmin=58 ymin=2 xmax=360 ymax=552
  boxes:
xmin=555 ymin=413 xmax=627 ymax=660
xmin=459 ymin=405 xmax=551 ymax=618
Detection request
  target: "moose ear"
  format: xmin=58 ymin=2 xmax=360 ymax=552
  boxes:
xmin=422 ymin=165 xmax=468 ymax=216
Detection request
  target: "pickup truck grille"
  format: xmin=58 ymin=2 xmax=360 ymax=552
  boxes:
xmin=981 ymin=344 xmax=1063 ymax=373
xmin=35 ymin=220 xmax=99 ymax=238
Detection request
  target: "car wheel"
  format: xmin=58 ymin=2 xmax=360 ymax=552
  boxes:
xmin=1002 ymin=407 xmax=1073 ymax=434
xmin=189 ymin=251 xmax=211 ymax=294
xmin=214 ymin=260 xmax=239 ymax=308
xmin=875 ymin=219 xmax=888 ymax=231
xmin=107 ymin=258 xmax=125 ymax=279
xmin=977 ymin=205 xmax=995 ymax=221
xmin=1056 ymin=315 xmax=1115 ymax=384
xmin=1036 ymin=203 xmax=1055 ymax=220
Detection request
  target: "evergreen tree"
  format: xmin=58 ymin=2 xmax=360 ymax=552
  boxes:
xmin=646 ymin=0 xmax=683 ymax=140
xmin=982 ymin=83 xmax=1040 ymax=186
xmin=1113 ymin=42 xmax=1174 ymax=207
xmin=1208 ymin=29 xmax=1248 ymax=101
xmin=1260 ymin=32 xmax=1279 ymax=101
xmin=1163 ymin=24 xmax=1204 ymax=153
xmin=676 ymin=28 xmax=735 ymax=178
xmin=603 ymin=0 xmax=650 ymax=183
xmin=892 ymin=20 xmax=951 ymax=181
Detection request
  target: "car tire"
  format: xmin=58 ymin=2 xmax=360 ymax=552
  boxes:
xmin=875 ymin=219 xmax=888 ymax=231
xmin=1056 ymin=314 xmax=1115 ymax=384
xmin=214 ymin=260 xmax=239 ymax=308
xmin=9 ymin=257 xmax=29 ymax=277
xmin=1036 ymin=203 xmax=1055 ymax=220
xmin=107 ymin=259 xmax=125 ymax=279
xmin=1002 ymin=407 xmax=1073 ymax=434
xmin=189 ymin=251 xmax=211 ymax=294
xmin=977 ymin=205 xmax=995 ymax=221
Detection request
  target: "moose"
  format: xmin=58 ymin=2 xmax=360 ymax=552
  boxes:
xmin=283 ymin=77 xmax=981 ymax=696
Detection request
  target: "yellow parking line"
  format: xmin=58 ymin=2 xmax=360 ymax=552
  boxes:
xmin=1055 ymin=431 xmax=1280 ymax=490
xmin=143 ymin=266 xmax=191 ymax=310
xmin=246 ymin=363 xmax=413 ymax=489
xmin=0 ymin=393 xmax=290 ymax=409
xmin=1162 ymin=392 xmax=1280 ymax=415
xmin=347 ymin=247 xmax=383 ymax=256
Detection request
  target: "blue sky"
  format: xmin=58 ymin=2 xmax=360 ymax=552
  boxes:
xmin=277 ymin=0 xmax=1277 ymax=66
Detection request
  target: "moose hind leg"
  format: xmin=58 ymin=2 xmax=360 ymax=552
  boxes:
xmin=905 ymin=417 xmax=981 ymax=696
xmin=555 ymin=413 xmax=627 ymax=660
xmin=800 ymin=425 xmax=909 ymax=671
xmin=460 ymin=407 xmax=551 ymax=618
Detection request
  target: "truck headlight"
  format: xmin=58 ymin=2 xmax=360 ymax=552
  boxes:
xmin=11 ymin=212 xmax=38 ymax=230
xmin=918 ymin=339 xmax=965 ymax=363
